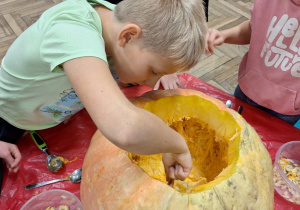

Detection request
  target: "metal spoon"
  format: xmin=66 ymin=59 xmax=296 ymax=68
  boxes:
xmin=25 ymin=168 xmax=82 ymax=190
xmin=30 ymin=130 xmax=64 ymax=172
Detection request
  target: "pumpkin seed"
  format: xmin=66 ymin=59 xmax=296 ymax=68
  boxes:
xmin=273 ymin=158 xmax=300 ymax=205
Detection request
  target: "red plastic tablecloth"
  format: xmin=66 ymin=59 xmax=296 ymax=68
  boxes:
xmin=1 ymin=73 xmax=300 ymax=210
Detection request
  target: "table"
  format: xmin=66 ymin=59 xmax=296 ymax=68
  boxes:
xmin=1 ymin=73 xmax=300 ymax=210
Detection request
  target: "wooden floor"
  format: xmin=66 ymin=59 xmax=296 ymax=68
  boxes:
xmin=0 ymin=0 xmax=253 ymax=94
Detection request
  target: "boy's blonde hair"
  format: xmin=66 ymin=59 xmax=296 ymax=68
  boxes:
xmin=114 ymin=0 xmax=208 ymax=71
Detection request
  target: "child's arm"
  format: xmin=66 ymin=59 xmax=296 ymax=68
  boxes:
xmin=0 ymin=141 xmax=21 ymax=173
xmin=153 ymin=73 xmax=184 ymax=90
xmin=63 ymin=57 xmax=192 ymax=181
xmin=206 ymin=20 xmax=251 ymax=54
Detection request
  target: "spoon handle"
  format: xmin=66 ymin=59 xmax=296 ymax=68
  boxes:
xmin=30 ymin=130 xmax=48 ymax=151
xmin=25 ymin=178 xmax=67 ymax=190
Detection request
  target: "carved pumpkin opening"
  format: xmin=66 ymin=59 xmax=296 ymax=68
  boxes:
xmin=127 ymin=95 xmax=241 ymax=193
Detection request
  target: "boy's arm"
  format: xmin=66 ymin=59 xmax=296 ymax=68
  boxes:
xmin=206 ymin=20 xmax=251 ymax=53
xmin=63 ymin=57 xmax=192 ymax=181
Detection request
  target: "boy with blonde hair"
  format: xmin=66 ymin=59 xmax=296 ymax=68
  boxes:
xmin=0 ymin=0 xmax=207 ymax=184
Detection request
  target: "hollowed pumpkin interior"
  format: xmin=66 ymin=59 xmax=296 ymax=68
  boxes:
xmin=128 ymin=95 xmax=241 ymax=193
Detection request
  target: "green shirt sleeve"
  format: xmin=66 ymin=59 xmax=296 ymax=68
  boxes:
xmin=40 ymin=21 xmax=107 ymax=71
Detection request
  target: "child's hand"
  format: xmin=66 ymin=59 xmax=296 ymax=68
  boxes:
xmin=162 ymin=151 xmax=193 ymax=185
xmin=0 ymin=141 xmax=21 ymax=173
xmin=153 ymin=73 xmax=184 ymax=90
xmin=206 ymin=29 xmax=225 ymax=54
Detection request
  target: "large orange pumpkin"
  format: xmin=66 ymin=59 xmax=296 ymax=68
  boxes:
xmin=81 ymin=89 xmax=274 ymax=209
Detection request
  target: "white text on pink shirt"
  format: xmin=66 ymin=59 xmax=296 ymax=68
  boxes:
xmin=261 ymin=14 xmax=300 ymax=77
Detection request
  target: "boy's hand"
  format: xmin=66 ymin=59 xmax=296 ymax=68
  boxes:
xmin=205 ymin=29 xmax=225 ymax=54
xmin=153 ymin=74 xmax=184 ymax=90
xmin=162 ymin=151 xmax=193 ymax=185
xmin=0 ymin=141 xmax=21 ymax=173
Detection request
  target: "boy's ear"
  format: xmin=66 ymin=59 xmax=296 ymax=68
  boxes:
xmin=118 ymin=24 xmax=141 ymax=47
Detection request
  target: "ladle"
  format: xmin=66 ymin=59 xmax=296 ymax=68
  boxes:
xmin=30 ymin=130 xmax=64 ymax=172
xmin=25 ymin=168 xmax=82 ymax=190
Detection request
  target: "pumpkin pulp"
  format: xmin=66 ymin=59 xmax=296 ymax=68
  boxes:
xmin=127 ymin=95 xmax=241 ymax=193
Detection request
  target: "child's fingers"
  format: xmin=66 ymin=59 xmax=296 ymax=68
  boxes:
xmin=205 ymin=30 xmax=213 ymax=53
xmin=9 ymin=158 xmax=21 ymax=170
xmin=167 ymin=165 xmax=176 ymax=180
xmin=206 ymin=29 xmax=224 ymax=54
xmin=176 ymin=79 xmax=185 ymax=89
xmin=5 ymin=158 xmax=20 ymax=173
xmin=10 ymin=145 xmax=22 ymax=166
xmin=5 ymin=144 xmax=21 ymax=172
xmin=167 ymin=163 xmax=188 ymax=182
xmin=208 ymin=34 xmax=218 ymax=53
xmin=12 ymin=162 xmax=20 ymax=173
xmin=4 ymin=155 xmax=15 ymax=171
xmin=153 ymin=79 xmax=161 ymax=90
xmin=168 ymin=178 xmax=174 ymax=187
xmin=174 ymin=164 xmax=188 ymax=181
xmin=166 ymin=80 xmax=178 ymax=90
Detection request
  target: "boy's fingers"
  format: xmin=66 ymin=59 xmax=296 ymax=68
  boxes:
xmin=174 ymin=164 xmax=189 ymax=181
xmin=168 ymin=178 xmax=174 ymax=187
xmin=168 ymin=166 xmax=175 ymax=180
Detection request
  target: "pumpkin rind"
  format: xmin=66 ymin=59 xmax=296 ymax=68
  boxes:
xmin=81 ymin=89 xmax=274 ymax=209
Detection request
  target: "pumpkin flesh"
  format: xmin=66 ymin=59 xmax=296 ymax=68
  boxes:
xmin=128 ymin=95 xmax=240 ymax=193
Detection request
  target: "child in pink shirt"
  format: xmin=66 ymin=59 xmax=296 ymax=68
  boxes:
xmin=206 ymin=0 xmax=300 ymax=128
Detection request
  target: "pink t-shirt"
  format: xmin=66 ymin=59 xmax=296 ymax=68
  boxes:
xmin=238 ymin=0 xmax=300 ymax=115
